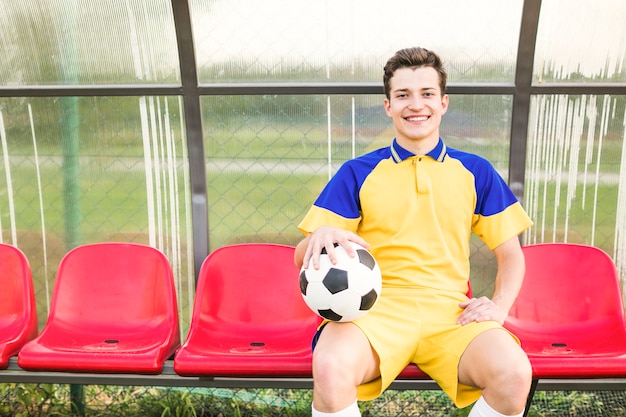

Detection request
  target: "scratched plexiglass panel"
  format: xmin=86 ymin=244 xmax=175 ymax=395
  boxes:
xmin=0 ymin=96 xmax=193 ymax=327
xmin=0 ymin=0 xmax=179 ymax=85
xmin=524 ymin=94 xmax=626 ymax=274
xmin=534 ymin=0 xmax=626 ymax=83
xmin=190 ymin=0 xmax=522 ymax=83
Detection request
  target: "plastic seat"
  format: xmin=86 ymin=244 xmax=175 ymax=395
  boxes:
xmin=0 ymin=244 xmax=38 ymax=369
xmin=505 ymin=243 xmax=626 ymax=378
xmin=174 ymin=243 xmax=322 ymax=377
xmin=18 ymin=243 xmax=180 ymax=374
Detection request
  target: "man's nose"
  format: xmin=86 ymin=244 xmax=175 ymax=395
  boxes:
xmin=407 ymin=96 xmax=425 ymax=110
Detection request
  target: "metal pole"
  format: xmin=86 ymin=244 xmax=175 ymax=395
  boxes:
xmin=170 ymin=0 xmax=209 ymax=283
xmin=60 ymin=95 xmax=80 ymax=250
xmin=60 ymin=2 xmax=83 ymax=415
xmin=508 ymin=0 xmax=542 ymax=204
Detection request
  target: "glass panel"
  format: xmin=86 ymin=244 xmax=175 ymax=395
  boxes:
xmin=203 ymin=95 xmax=380 ymax=249
xmin=191 ymin=0 xmax=522 ymax=83
xmin=0 ymin=0 xmax=179 ymax=85
xmin=443 ymin=95 xmax=512 ymax=178
xmin=203 ymin=93 xmax=512 ymax=297
xmin=524 ymin=94 xmax=626 ymax=283
xmin=534 ymin=0 xmax=626 ymax=83
xmin=0 ymin=96 xmax=193 ymax=327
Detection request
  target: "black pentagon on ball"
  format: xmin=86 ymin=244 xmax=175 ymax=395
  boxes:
xmin=322 ymin=268 xmax=349 ymax=294
xmin=356 ymin=249 xmax=376 ymax=270
xmin=318 ymin=309 xmax=343 ymax=322
xmin=299 ymin=270 xmax=309 ymax=295
xmin=320 ymin=242 xmax=340 ymax=255
xmin=359 ymin=289 xmax=378 ymax=310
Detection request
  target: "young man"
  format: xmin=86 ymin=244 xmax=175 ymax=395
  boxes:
xmin=294 ymin=47 xmax=533 ymax=417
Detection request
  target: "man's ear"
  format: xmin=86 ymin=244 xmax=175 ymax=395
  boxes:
xmin=383 ymin=98 xmax=392 ymax=117
xmin=441 ymin=94 xmax=449 ymax=115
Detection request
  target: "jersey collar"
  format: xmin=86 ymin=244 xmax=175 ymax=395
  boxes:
xmin=390 ymin=138 xmax=447 ymax=163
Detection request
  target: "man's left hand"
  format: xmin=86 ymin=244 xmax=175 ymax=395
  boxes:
xmin=457 ymin=297 xmax=507 ymax=325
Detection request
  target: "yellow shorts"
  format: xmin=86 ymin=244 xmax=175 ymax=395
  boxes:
xmin=346 ymin=287 xmax=518 ymax=408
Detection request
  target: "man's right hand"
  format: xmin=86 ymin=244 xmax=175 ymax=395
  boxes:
xmin=295 ymin=226 xmax=369 ymax=270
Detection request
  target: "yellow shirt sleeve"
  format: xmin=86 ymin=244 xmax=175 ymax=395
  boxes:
xmin=472 ymin=202 xmax=533 ymax=250
xmin=297 ymin=205 xmax=362 ymax=235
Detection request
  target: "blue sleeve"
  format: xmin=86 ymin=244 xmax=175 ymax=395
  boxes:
xmin=313 ymin=149 xmax=387 ymax=219
xmin=474 ymin=162 xmax=519 ymax=216
xmin=313 ymin=162 xmax=362 ymax=219
xmin=450 ymin=149 xmax=519 ymax=216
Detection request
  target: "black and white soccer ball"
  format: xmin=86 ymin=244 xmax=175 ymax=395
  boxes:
xmin=299 ymin=242 xmax=382 ymax=322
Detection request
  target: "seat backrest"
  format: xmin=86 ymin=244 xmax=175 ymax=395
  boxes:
xmin=508 ymin=243 xmax=623 ymax=325
xmin=48 ymin=243 xmax=178 ymax=326
xmin=0 ymin=243 xmax=37 ymax=330
xmin=193 ymin=243 xmax=319 ymax=330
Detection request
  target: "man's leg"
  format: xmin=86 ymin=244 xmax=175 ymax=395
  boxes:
xmin=311 ymin=400 xmax=360 ymax=417
xmin=311 ymin=321 xmax=380 ymax=416
xmin=458 ymin=329 xmax=531 ymax=417
xmin=468 ymin=396 xmax=524 ymax=417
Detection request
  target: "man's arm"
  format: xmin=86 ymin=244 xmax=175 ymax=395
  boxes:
xmin=294 ymin=233 xmax=312 ymax=269
xmin=457 ymin=235 xmax=525 ymax=325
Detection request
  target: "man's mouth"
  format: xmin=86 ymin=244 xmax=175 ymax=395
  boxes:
xmin=405 ymin=115 xmax=429 ymax=122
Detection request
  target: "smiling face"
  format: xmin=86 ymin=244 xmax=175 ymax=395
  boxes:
xmin=383 ymin=66 xmax=449 ymax=155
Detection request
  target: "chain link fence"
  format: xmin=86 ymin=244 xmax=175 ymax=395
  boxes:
xmin=2 ymin=91 xmax=626 ymax=416
xmin=0 ymin=95 xmax=194 ymax=332
xmin=2 ymin=0 xmax=626 ymax=415
xmin=2 ymin=384 xmax=626 ymax=417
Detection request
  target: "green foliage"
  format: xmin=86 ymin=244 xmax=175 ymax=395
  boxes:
xmin=2 ymin=384 xmax=626 ymax=416
xmin=525 ymin=390 xmax=626 ymax=416
xmin=0 ymin=383 xmax=66 ymax=417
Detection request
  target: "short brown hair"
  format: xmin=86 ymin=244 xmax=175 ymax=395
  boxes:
xmin=383 ymin=47 xmax=447 ymax=99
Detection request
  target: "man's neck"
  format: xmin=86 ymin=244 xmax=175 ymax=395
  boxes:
xmin=395 ymin=135 xmax=440 ymax=156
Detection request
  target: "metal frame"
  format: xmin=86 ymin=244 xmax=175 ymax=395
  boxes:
xmin=1 ymin=3 xmax=626 ymax=415
xmin=3 ymin=82 xmax=625 ymax=98
xmin=508 ymin=0 xmax=541 ymax=202
xmin=170 ymin=0 xmax=208 ymax=280
xmin=3 ymin=359 xmax=626 ymax=392
xmin=0 ymin=0 xmax=624 ymax=280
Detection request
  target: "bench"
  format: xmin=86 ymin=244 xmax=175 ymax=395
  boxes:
xmin=4 ymin=357 xmax=626 ymax=391
xmin=2 ymin=242 xmax=626 ymax=417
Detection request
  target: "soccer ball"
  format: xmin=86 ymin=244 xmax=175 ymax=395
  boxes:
xmin=299 ymin=242 xmax=382 ymax=322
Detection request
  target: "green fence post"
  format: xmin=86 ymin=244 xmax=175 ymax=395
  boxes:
xmin=60 ymin=2 xmax=84 ymax=416
xmin=61 ymin=96 xmax=81 ymax=250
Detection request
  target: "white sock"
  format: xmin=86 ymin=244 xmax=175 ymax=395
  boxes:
xmin=468 ymin=396 xmax=524 ymax=417
xmin=311 ymin=400 xmax=360 ymax=417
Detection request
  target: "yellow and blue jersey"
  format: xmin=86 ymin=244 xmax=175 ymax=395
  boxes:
xmin=298 ymin=138 xmax=533 ymax=293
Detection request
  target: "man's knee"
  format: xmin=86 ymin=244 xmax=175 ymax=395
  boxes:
xmin=313 ymin=343 xmax=371 ymax=385
xmin=482 ymin=350 xmax=532 ymax=413
xmin=491 ymin=354 xmax=532 ymax=394
xmin=313 ymin=346 xmax=349 ymax=379
xmin=311 ymin=332 xmax=377 ymax=413
xmin=460 ymin=330 xmax=533 ymax=406
xmin=312 ymin=323 xmax=379 ymax=385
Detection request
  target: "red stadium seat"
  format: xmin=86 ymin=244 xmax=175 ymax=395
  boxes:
xmin=174 ymin=243 xmax=322 ymax=377
xmin=18 ymin=243 xmax=180 ymax=374
xmin=505 ymin=243 xmax=626 ymax=378
xmin=0 ymin=244 xmax=38 ymax=369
